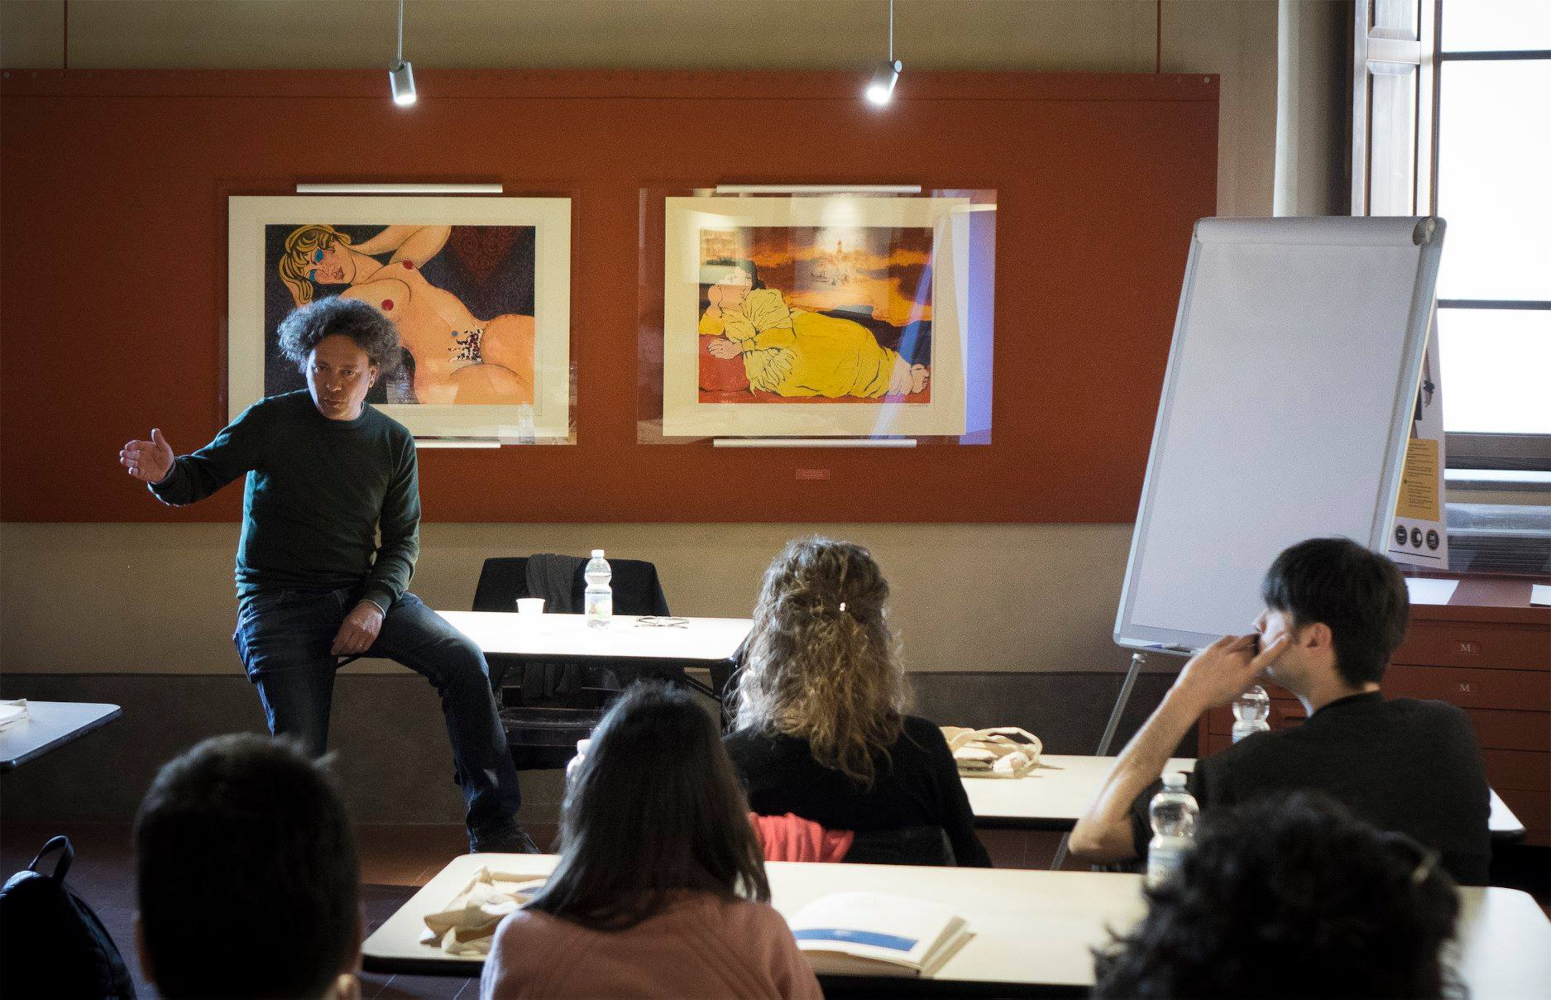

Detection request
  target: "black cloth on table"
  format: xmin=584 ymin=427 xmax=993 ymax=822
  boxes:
xmin=1128 ymin=691 xmax=1492 ymax=885
xmin=724 ymin=714 xmax=992 ymax=867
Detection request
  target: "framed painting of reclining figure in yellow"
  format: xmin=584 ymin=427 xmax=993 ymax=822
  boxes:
xmin=662 ymin=194 xmax=973 ymax=438
xmin=229 ymin=195 xmax=572 ymax=442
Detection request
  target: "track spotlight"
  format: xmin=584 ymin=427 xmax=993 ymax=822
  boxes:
xmin=390 ymin=60 xmax=416 ymax=106
xmin=867 ymin=59 xmax=902 ymax=105
xmin=389 ymin=0 xmax=416 ymax=107
xmin=863 ymin=0 xmax=901 ymax=107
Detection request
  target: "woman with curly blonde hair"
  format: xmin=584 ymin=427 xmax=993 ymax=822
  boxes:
xmin=725 ymin=538 xmax=990 ymax=867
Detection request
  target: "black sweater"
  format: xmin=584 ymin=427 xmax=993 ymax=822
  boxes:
xmin=149 ymin=391 xmax=419 ymax=611
xmin=725 ymin=715 xmax=992 ymax=867
xmin=1129 ymin=692 xmax=1491 ymax=885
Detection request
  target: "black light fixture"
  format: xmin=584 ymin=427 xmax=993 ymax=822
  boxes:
xmin=389 ymin=0 xmax=416 ymax=107
xmin=865 ymin=0 xmax=902 ymax=106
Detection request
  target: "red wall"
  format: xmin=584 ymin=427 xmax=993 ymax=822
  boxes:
xmin=0 ymin=69 xmax=1217 ymax=523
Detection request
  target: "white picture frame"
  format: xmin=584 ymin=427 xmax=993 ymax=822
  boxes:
xmin=662 ymin=195 xmax=971 ymax=438
xmin=228 ymin=195 xmax=571 ymax=441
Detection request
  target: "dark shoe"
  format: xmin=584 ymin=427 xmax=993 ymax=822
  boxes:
xmin=469 ymin=825 xmax=541 ymax=855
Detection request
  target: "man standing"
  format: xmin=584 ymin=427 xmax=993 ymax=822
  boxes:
xmin=120 ymin=296 xmax=534 ymax=853
xmin=1069 ymin=537 xmax=1490 ymax=884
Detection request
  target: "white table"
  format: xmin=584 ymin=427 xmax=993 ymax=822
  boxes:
xmin=963 ymin=754 xmax=1527 ymax=840
xmin=435 ymin=610 xmax=752 ymax=699
xmin=0 ymin=701 xmax=122 ymax=772
xmin=437 ymin=611 xmax=751 ymax=664
xmin=962 ymin=755 xmax=1195 ymax=831
xmin=361 ymin=853 xmax=1551 ymax=998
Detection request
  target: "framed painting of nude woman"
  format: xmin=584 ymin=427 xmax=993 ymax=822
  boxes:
xmin=662 ymin=194 xmax=973 ymax=438
xmin=228 ymin=196 xmax=571 ymax=442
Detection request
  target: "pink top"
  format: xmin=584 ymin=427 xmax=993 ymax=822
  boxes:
xmin=480 ymin=892 xmax=824 ymax=1000
xmin=750 ymin=811 xmax=854 ymax=863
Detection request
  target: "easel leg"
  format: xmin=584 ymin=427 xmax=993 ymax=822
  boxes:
xmin=1051 ymin=651 xmax=1149 ymax=871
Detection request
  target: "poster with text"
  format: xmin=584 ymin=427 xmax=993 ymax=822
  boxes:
xmin=1389 ymin=330 xmax=1448 ymax=568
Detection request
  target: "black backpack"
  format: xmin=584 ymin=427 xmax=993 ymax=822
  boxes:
xmin=0 ymin=836 xmax=137 ymax=1000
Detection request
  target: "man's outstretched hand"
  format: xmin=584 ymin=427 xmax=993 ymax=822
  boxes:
xmin=120 ymin=429 xmax=175 ymax=484
xmin=332 ymin=600 xmax=385 ymax=657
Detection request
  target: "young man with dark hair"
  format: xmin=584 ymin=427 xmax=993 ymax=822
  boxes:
xmin=1070 ymin=537 xmax=1490 ymax=884
xmin=118 ymin=297 xmax=534 ymax=853
xmin=134 ymin=734 xmax=362 ymax=1000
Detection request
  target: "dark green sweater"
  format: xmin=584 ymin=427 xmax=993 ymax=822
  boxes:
xmin=150 ymin=390 xmax=420 ymax=611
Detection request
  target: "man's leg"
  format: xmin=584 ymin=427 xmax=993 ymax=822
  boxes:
xmin=232 ymin=591 xmax=343 ymax=757
xmin=369 ymin=592 xmax=528 ymax=849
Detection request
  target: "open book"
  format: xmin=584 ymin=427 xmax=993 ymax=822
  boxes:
xmin=789 ymin=891 xmax=971 ymax=978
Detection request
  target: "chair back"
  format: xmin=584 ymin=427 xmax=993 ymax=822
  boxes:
xmin=473 ymin=556 xmax=670 ymax=616
xmin=844 ymin=825 xmax=957 ymax=866
xmin=472 ymin=557 xmax=531 ymax=611
xmin=473 ymin=555 xmax=672 ymax=771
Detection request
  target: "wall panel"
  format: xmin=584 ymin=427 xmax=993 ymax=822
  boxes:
xmin=0 ymin=69 xmax=1217 ymax=523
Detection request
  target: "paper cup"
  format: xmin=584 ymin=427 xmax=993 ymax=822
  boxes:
xmin=516 ymin=598 xmax=546 ymax=615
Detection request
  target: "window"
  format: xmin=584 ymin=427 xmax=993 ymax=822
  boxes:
xmin=1355 ymin=0 xmax=1550 ymax=473
xmin=1434 ymin=1 xmax=1550 ymax=467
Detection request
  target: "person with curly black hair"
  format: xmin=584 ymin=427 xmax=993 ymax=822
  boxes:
xmin=118 ymin=297 xmax=535 ymax=854
xmin=1070 ymin=537 xmax=1490 ymax=884
xmin=1092 ymin=792 xmax=1461 ymax=1000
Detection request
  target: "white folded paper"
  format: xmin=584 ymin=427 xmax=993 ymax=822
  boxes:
xmin=418 ymin=867 xmax=547 ymax=956
xmin=0 ymin=699 xmax=30 ymax=733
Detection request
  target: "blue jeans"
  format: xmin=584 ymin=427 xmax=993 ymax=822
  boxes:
xmin=233 ymin=587 xmax=521 ymax=834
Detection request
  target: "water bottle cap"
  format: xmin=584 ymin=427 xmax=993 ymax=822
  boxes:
xmin=1162 ymin=771 xmax=1188 ymax=789
xmin=591 ymin=549 xmax=605 ymax=558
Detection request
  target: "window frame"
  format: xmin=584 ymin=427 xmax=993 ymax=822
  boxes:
xmin=1430 ymin=0 xmax=1550 ymax=469
xmin=1354 ymin=0 xmax=1550 ymax=473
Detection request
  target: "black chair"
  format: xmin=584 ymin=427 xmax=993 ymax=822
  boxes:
xmin=844 ymin=825 xmax=957 ymax=867
xmin=473 ymin=555 xmax=670 ymax=770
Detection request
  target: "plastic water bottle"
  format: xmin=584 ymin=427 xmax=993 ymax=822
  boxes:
xmin=565 ymin=738 xmax=591 ymax=785
xmin=1146 ymin=772 xmax=1198 ymax=889
xmin=584 ymin=549 xmax=612 ymax=629
xmin=1232 ymin=685 xmax=1272 ymax=743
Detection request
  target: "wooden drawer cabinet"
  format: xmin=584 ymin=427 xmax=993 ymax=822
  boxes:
xmin=1460 ymin=709 xmax=1551 ymax=753
xmin=1383 ymin=664 xmax=1550 ymax=712
xmin=1200 ymin=578 xmax=1550 ymax=845
xmin=1499 ymin=789 xmax=1550 ymax=842
xmin=1393 ymin=621 xmax=1550 ymax=671
xmin=1402 ymin=584 xmax=1549 ymax=843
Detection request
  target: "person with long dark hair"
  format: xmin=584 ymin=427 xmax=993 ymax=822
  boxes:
xmin=480 ymin=682 xmax=822 ymax=999
xmin=1092 ymin=792 xmax=1462 ymax=999
xmin=725 ymin=537 xmax=991 ymax=867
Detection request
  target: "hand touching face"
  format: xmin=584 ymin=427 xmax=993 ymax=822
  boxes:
xmin=1171 ymin=633 xmax=1291 ymax=712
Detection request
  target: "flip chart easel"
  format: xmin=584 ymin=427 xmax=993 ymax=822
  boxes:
xmin=1052 ymin=216 xmax=1444 ymax=871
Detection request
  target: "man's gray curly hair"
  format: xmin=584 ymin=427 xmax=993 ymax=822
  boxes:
xmin=276 ymin=297 xmax=402 ymax=374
